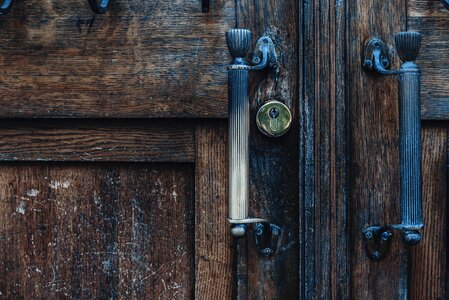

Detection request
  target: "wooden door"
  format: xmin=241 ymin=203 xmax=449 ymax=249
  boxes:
xmin=0 ymin=0 xmax=448 ymax=299
xmin=0 ymin=0 xmax=299 ymax=299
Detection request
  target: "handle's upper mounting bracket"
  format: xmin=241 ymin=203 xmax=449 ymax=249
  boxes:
xmin=251 ymin=36 xmax=278 ymax=70
xmin=363 ymin=38 xmax=400 ymax=75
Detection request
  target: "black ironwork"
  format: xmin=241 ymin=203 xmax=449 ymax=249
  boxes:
xmin=88 ymin=0 xmax=110 ymax=14
xmin=443 ymin=0 xmax=449 ymax=10
xmin=254 ymin=223 xmax=282 ymax=257
xmin=362 ymin=31 xmax=423 ymax=259
xmin=0 ymin=0 xmax=13 ymax=15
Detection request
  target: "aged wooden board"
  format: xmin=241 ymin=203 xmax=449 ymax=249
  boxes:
xmin=0 ymin=120 xmax=195 ymax=162
xmin=194 ymin=121 xmax=234 ymax=299
xmin=0 ymin=163 xmax=195 ymax=298
xmin=409 ymin=123 xmax=448 ymax=299
xmin=235 ymin=0 xmax=300 ymax=299
xmin=300 ymin=0 xmax=349 ymax=298
xmin=348 ymin=0 xmax=408 ymax=298
xmin=0 ymin=0 xmax=234 ymax=118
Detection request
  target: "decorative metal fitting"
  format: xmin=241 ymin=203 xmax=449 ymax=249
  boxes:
xmin=88 ymin=0 xmax=110 ymax=14
xmin=0 ymin=0 xmax=13 ymax=16
xmin=362 ymin=31 xmax=423 ymax=260
xmin=443 ymin=0 xmax=449 ymax=10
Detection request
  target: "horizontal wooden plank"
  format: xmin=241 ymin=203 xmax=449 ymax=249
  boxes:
xmin=409 ymin=0 xmax=449 ymax=17
xmin=0 ymin=120 xmax=195 ymax=162
xmin=408 ymin=17 xmax=449 ymax=120
xmin=0 ymin=0 xmax=233 ymax=118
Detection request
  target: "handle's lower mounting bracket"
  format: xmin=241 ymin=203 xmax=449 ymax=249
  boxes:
xmin=363 ymin=226 xmax=393 ymax=261
xmin=363 ymin=224 xmax=423 ymax=261
xmin=254 ymin=223 xmax=281 ymax=257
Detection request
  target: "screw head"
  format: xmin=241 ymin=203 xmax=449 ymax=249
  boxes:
xmin=262 ymin=248 xmax=273 ymax=256
xmin=253 ymin=57 xmax=261 ymax=64
xmin=372 ymin=40 xmax=380 ymax=48
xmin=363 ymin=59 xmax=373 ymax=69
xmin=263 ymin=38 xmax=269 ymax=44
xmin=381 ymin=231 xmax=391 ymax=241
xmin=364 ymin=230 xmax=373 ymax=239
xmin=255 ymin=226 xmax=264 ymax=236
xmin=272 ymin=228 xmax=280 ymax=236
xmin=372 ymin=251 xmax=380 ymax=259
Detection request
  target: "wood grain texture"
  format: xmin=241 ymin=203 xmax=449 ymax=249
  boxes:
xmin=408 ymin=17 xmax=449 ymax=120
xmin=348 ymin=0 xmax=408 ymax=298
xmin=300 ymin=0 xmax=349 ymax=298
xmin=0 ymin=163 xmax=195 ymax=299
xmin=0 ymin=120 xmax=195 ymax=162
xmin=194 ymin=120 xmax=234 ymax=299
xmin=235 ymin=0 xmax=299 ymax=298
xmin=409 ymin=0 xmax=449 ymax=17
xmin=0 ymin=0 xmax=234 ymax=118
xmin=409 ymin=123 xmax=448 ymax=299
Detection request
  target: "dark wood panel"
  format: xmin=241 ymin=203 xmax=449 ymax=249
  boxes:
xmin=409 ymin=0 xmax=449 ymax=17
xmin=0 ymin=120 xmax=195 ymax=162
xmin=0 ymin=0 xmax=234 ymax=118
xmin=348 ymin=0 xmax=408 ymax=298
xmin=301 ymin=0 xmax=349 ymax=298
xmin=0 ymin=163 xmax=195 ymax=298
xmin=409 ymin=123 xmax=448 ymax=299
xmin=408 ymin=17 xmax=449 ymax=120
xmin=194 ymin=121 xmax=233 ymax=299
xmin=236 ymin=0 xmax=299 ymax=298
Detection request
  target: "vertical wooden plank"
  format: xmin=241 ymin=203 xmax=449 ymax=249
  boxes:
xmin=301 ymin=0 xmax=349 ymax=298
xmin=348 ymin=0 xmax=408 ymax=298
xmin=235 ymin=0 xmax=299 ymax=298
xmin=194 ymin=120 xmax=234 ymax=299
xmin=409 ymin=123 xmax=448 ymax=299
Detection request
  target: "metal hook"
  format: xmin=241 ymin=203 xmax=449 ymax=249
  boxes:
xmin=0 ymin=0 xmax=13 ymax=15
xmin=443 ymin=0 xmax=449 ymax=10
xmin=88 ymin=0 xmax=110 ymax=14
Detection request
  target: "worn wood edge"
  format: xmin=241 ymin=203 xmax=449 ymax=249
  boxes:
xmin=194 ymin=120 xmax=234 ymax=300
xmin=421 ymin=99 xmax=449 ymax=120
xmin=0 ymin=119 xmax=195 ymax=162
xmin=409 ymin=122 xmax=448 ymax=299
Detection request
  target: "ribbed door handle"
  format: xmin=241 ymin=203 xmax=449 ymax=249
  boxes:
xmin=362 ymin=31 xmax=423 ymax=260
xmin=226 ymin=29 xmax=280 ymax=242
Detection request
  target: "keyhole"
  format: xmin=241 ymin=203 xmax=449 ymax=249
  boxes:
xmin=269 ymin=107 xmax=279 ymax=119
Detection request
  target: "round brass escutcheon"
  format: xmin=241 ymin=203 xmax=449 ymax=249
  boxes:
xmin=256 ymin=100 xmax=292 ymax=137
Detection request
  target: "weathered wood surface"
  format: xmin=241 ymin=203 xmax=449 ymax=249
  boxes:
xmin=194 ymin=121 xmax=234 ymax=299
xmin=408 ymin=17 xmax=449 ymax=120
xmin=409 ymin=123 xmax=448 ymax=299
xmin=409 ymin=122 xmax=448 ymax=300
xmin=0 ymin=120 xmax=195 ymax=162
xmin=348 ymin=0 xmax=408 ymax=298
xmin=300 ymin=0 xmax=349 ymax=298
xmin=0 ymin=164 xmax=195 ymax=299
xmin=236 ymin=0 xmax=299 ymax=299
xmin=0 ymin=0 xmax=234 ymax=118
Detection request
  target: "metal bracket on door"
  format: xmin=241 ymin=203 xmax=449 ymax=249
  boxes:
xmin=0 ymin=0 xmax=13 ymax=15
xmin=362 ymin=31 xmax=423 ymax=260
xmin=226 ymin=29 xmax=281 ymax=257
xmin=442 ymin=0 xmax=449 ymax=10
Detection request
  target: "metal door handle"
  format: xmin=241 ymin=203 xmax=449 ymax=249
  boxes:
xmin=0 ymin=0 xmax=12 ymax=15
xmin=362 ymin=31 xmax=423 ymax=260
xmin=88 ymin=0 xmax=110 ymax=14
xmin=443 ymin=0 xmax=449 ymax=10
xmin=225 ymin=29 xmax=281 ymax=248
